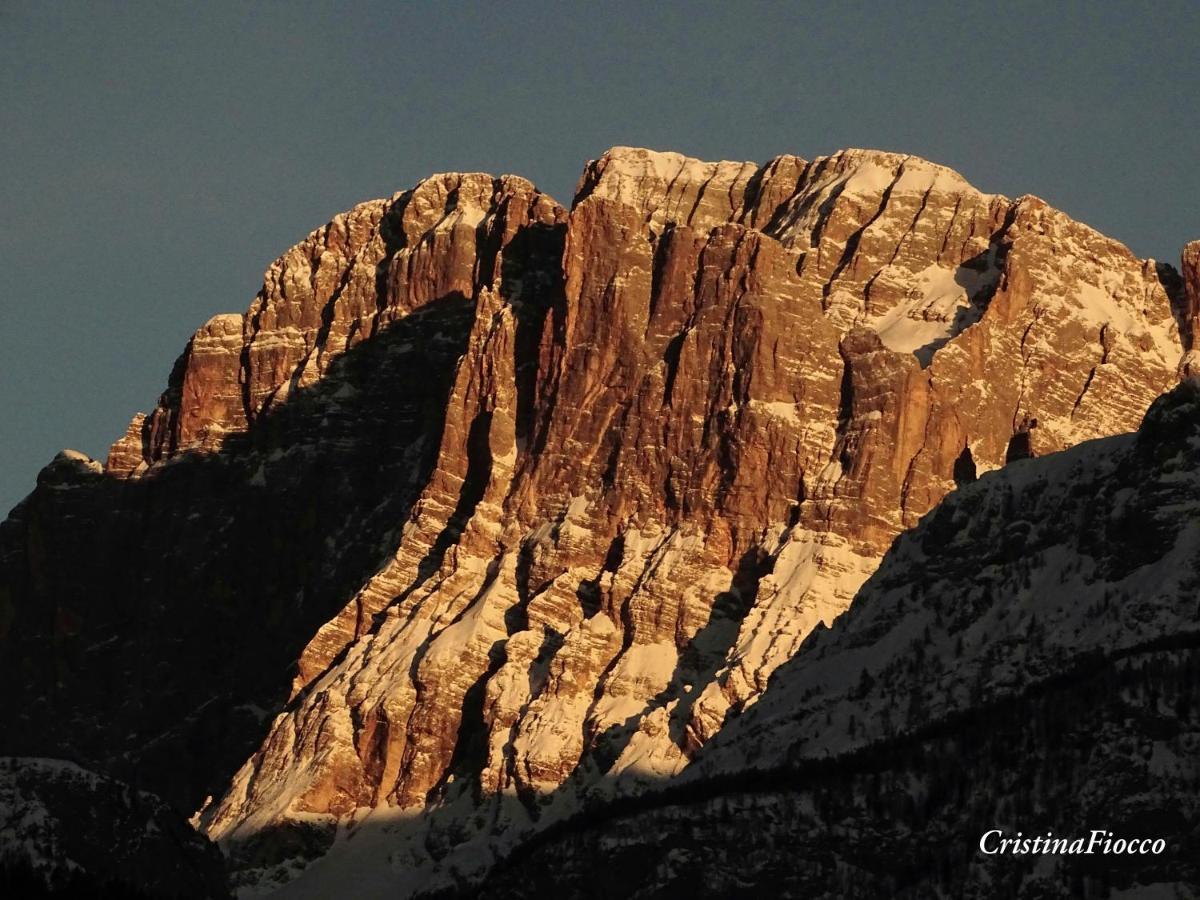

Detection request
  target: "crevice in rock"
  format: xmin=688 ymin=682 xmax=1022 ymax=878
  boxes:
xmin=575 ymin=532 xmax=626 ymax=620
xmin=588 ymin=544 xmax=772 ymax=774
xmin=821 ymin=168 xmax=903 ymax=308
xmin=1071 ymin=323 xmax=1111 ymax=419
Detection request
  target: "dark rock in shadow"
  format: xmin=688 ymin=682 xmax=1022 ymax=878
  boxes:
xmin=0 ymin=292 xmax=475 ymax=815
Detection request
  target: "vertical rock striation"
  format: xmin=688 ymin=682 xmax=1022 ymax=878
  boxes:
xmin=1181 ymin=239 xmax=1200 ymax=374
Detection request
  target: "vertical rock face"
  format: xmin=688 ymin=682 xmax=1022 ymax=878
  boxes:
xmin=0 ymin=147 xmax=1191 ymax=895
xmin=112 ymin=174 xmax=565 ymax=470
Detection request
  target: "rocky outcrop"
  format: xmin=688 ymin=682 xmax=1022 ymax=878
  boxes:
xmin=0 ymin=147 xmax=1191 ymax=896
xmin=110 ymin=174 xmax=565 ymax=470
xmin=476 ymin=379 xmax=1200 ymax=899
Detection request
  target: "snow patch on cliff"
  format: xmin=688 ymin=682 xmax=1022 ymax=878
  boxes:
xmin=870 ymin=263 xmax=999 ymax=364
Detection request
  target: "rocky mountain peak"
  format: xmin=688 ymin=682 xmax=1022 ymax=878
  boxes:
xmin=105 ymin=172 xmax=566 ymax=474
xmin=1 ymin=147 xmax=1195 ymax=897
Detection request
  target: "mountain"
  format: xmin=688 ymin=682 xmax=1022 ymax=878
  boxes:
xmin=477 ymin=378 xmax=1200 ymax=899
xmin=0 ymin=148 xmax=1193 ymax=897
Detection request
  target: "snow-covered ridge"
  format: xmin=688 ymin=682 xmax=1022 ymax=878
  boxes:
xmin=697 ymin=379 xmax=1200 ymax=775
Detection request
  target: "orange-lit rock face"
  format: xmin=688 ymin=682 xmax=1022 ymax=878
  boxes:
xmin=1 ymin=148 xmax=1189 ymax=894
xmin=196 ymin=150 xmax=1184 ymax=888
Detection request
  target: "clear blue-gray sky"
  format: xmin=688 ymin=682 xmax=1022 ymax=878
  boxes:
xmin=2 ymin=1 xmax=1198 ymax=514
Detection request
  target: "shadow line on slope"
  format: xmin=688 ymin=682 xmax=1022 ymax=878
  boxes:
xmin=218 ymin=627 xmax=1200 ymax=899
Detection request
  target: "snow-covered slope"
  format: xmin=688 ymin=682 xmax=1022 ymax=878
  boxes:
xmin=0 ymin=758 xmax=228 ymax=898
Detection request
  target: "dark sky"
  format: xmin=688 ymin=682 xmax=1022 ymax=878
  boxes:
xmin=2 ymin=1 xmax=1198 ymax=514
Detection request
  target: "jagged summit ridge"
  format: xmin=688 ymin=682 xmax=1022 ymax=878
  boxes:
xmin=0 ymin=147 xmax=1194 ymax=897
xmin=108 ymin=172 xmax=565 ymax=471
xmin=106 ymin=146 xmax=1188 ymax=480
